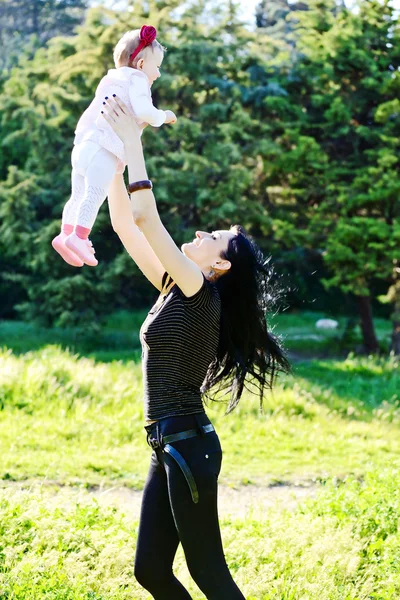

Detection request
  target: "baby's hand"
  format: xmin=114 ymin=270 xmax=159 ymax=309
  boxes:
xmin=165 ymin=110 xmax=177 ymax=124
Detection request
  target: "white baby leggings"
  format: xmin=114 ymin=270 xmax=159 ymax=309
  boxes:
xmin=62 ymin=141 xmax=119 ymax=231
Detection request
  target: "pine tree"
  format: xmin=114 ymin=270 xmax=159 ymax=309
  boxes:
xmin=0 ymin=0 xmax=398 ymax=350
xmin=283 ymin=0 xmax=400 ymax=352
xmin=0 ymin=0 xmax=87 ymax=71
xmin=255 ymin=0 xmax=308 ymax=38
xmin=0 ymin=2 xmax=274 ymax=326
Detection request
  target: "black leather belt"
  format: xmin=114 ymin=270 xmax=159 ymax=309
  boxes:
xmin=146 ymin=423 xmax=215 ymax=503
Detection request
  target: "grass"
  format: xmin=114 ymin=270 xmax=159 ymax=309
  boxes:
xmin=1 ymin=470 xmax=400 ymax=599
xmin=0 ymin=314 xmax=399 ymax=599
xmin=0 ymin=346 xmax=399 ymax=487
xmin=0 ymin=309 xmax=393 ymax=361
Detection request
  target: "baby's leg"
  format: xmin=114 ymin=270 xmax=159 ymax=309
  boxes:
xmin=61 ymin=168 xmax=85 ymax=234
xmin=64 ymin=145 xmax=117 ymax=266
xmin=75 ymin=146 xmax=118 ymax=236
xmin=52 ymin=167 xmax=86 ymax=267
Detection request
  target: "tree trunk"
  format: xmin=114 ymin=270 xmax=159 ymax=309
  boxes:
xmin=390 ymin=262 xmax=400 ymax=355
xmin=393 ymin=317 xmax=400 ymax=355
xmin=355 ymin=295 xmax=380 ymax=354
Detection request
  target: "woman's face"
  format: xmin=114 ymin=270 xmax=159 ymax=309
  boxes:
xmin=182 ymin=229 xmax=235 ymax=274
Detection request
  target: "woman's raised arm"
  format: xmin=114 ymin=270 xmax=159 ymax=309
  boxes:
xmin=102 ymin=97 xmax=204 ymax=298
xmin=108 ymin=173 xmax=165 ymax=291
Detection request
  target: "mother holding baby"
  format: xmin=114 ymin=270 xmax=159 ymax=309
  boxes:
xmin=103 ymin=89 xmax=291 ymax=599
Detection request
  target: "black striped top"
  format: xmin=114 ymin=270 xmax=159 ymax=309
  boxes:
xmin=140 ymin=272 xmax=221 ymax=421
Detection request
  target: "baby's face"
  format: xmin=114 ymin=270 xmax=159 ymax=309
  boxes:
xmin=141 ymin=48 xmax=164 ymax=86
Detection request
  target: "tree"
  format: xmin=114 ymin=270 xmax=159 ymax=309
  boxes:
xmin=0 ymin=0 xmax=398 ymax=354
xmin=281 ymin=0 xmax=400 ymax=352
xmin=0 ymin=0 xmax=87 ymax=71
xmin=1 ymin=2 xmax=290 ymax=326
xmin=255 ymin=0 xmax=308 ymax=38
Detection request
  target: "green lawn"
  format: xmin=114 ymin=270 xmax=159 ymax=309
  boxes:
xmin=0 ymin=309 xmax=393 ymax=361
xmin=0 ymin=315 xmax=399 ymax=599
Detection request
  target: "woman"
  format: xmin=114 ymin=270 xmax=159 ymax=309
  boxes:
xmin=103 ymin=97 xmax=291 ymax=600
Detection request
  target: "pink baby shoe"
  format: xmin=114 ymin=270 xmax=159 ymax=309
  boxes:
xmin=52 ymin=232 xmax=84 ymax=267
xmin=65 ymin=232 xmax=98 ymax=267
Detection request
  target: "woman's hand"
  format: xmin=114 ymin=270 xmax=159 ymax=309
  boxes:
xmin=102 ymin=96 xmax=141 ymax=145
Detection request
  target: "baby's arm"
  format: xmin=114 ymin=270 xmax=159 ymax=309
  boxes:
xmin=129 ymin=75 xmax=177 ymax=126
xmin=129 ymin=76 xmax=167 ymax=127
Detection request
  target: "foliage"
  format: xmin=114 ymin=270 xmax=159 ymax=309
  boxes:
xmin=289 ymin=0 xmax=400 ymax=299
xmin=255 ymin=0 xmax=400 ymax=349
xmin=0 ymin=0 xmax=88 ymax=71
xmin=0 ymin=0 xmax=398 ymax=344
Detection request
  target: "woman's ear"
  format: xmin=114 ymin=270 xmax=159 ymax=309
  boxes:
xmin=136 ymin=58 xmax=144 ymax=70
xmin=212 ymin=259 xmax=231 ymax=273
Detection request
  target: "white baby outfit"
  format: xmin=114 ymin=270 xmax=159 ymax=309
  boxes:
xmin=62 ymin=67 xmax=166 ymax=230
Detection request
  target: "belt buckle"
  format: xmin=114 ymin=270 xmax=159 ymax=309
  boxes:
xmin=147 ymin=433 xmax=159 ymax=449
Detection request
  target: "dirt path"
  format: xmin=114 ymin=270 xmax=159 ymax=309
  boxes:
xmin=92 ymin=482 xmax=319 ymax=518
xmin=0 ymin=480 xmax=320 ymax=518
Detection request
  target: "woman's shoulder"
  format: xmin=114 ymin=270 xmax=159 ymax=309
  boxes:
xmin=163 ymin=272 xmax=220 ymax=312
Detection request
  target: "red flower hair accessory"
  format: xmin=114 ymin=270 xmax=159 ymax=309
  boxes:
xmin=129 ymin=25 xmax=157 ymax=62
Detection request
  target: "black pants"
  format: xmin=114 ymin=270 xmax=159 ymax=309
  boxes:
xmin=134 ymin=412 xmax=245 ymax=599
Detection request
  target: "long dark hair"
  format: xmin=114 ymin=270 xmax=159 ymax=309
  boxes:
xmin=201 ymin=225 xmax=292 ymax=413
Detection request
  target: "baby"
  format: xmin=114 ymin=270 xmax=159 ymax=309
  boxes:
xmin=52 ymin=25 xmax=177 ymax=267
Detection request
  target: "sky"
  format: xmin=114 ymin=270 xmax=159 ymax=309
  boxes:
xmin=91 ymin=0 xmax=400 ymax=25
xmin=240 ymin=0 xmax=400 ymax=25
